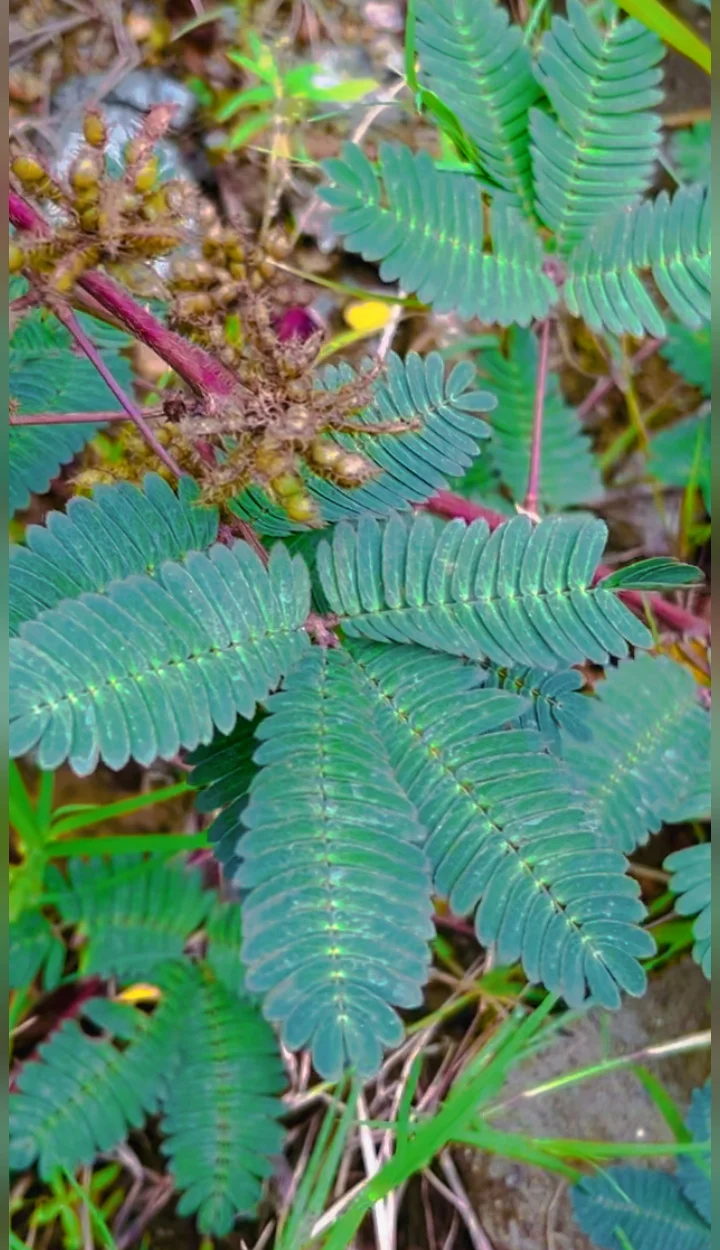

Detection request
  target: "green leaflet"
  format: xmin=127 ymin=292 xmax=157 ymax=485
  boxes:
xmin=645 ymin=410 xmax=711 ymax=516
xmin=572 ymin=1166 xmax=710 ymax=1250
xmin=317 ymin=511 xmax=652 ymax=670
xmin=415 ymin=0 xmax=540 ymax=215
xmin=347 ymin=641 xmax=653 ymax=1010
xmin=532 ymin=1 xmax=664 ymax=253
xmin=664 ymin=844 xmax=710 ymax=979
xmin=660 ymin=323 xmax=711 ymax=397
xmin=677 ymin=1081 xmax=711 ymax=1223
xmin=671 ymin=122 xmax=711 ymax=185
xmin=9 ymin=911 xmax=64 ymax=992
xmin=55 ymin=856 xmax=212 ymax=981
xmin=480 ymin=660 xmax=593 ymax=747
xmin=469 ymin=328 xmax=601 ymax=509
xmin=563 ymin=656 xmax=710 ymax=854
xmin=9 ymin=306 xmax=132 ymax=515
xmin=159 ymin=976 xmax=285 ymax=1233
xmin=238 ymin=647 xmax=435 ymax=1080
xmin=231 ymin=351 xmax=495 ymax=535
xmin=564 ymin=182 xmax=711 ymax=337
xmin=10 ymin=474 xmax=219 ymax=635
xmin=9 ymin=540 xmax=311 ymax=775
xmin=188 ymin=715 xmax=260 ymax=881
xmin=320 ymin=142 xmax=555 ymax=327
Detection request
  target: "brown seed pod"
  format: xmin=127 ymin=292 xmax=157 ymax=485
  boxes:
xmin=309 ymin=438 xmax=343 ymax=470
xmin=332 ymin=452 xmax=376 ymax=486
xmin=134 ymin=156 xmax=159 ymax=194
xmin=285 ymin=405 xmax=314 ymax=437
xmin=263 ymin=227 xmax=293 ymax=260
xmin=174 ymin=292 xmax=214 ymax=318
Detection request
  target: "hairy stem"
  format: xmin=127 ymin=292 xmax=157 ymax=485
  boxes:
xmin=9 ymin=190 xmax=239 ymax=398
xmin=10 ymin=410 xmax=163 ymax=426
xmin=52 ymin=302 xmax=184 ymax=479
xmin=523 ymin=318 xmax=551 ymax=517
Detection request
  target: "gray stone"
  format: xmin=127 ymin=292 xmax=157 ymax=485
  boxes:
xmin=457 ymin=960 xmax=710 ymax=1249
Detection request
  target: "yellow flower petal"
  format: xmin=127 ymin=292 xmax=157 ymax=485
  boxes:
xmin=115 ymin=983 xmax=162 ymax=1004
xmin=343 ymin=299 xmax=392 ymax=333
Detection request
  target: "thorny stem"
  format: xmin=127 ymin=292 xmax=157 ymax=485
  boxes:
xmin=52 ymin=301 xmax=185 ymax=480
xmin=423 ymin=492 xmax=710 ymax=637
xmin=523 ymin=317 xmax=551 ymax=517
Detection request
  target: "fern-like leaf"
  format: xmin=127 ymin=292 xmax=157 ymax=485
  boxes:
xmin=415 ymin=0 xmax=541 ymax=214
xmin=677 ymin=1081 xmax=711 ymax=1224
xmin=473 ymin=329 xmax=601 ymax=508
xmin=9 ymin=540 xmax=310 ymax=775
xmin=564 ymin=182 xmax=710 ymax=337
xmin=9 ymin=961 xmax=192 ymax=1179
xmin=238 ymin=647 xmax=434 ymax=1079
xmin=348 ymin=641 xmax=653 ymax=1009
xmin=159 ymin=973 xmax=285 ymax=1234
xmin=317 ymin=512 xmax=652 ymax=669
xmin=320 ymin=142 xmax=555 ymax=327
xmin=205 ymin=901 xmax=246 ymax=994
xmin=10 ymin=474 xmax=219 ymax=635
xmin=664 ymin=844 xmax=710 ymax=979
xmin=56 ymin=856 xmax=212 ymax=981
xmin=531 ymin=1 xmax=664 ymax=252
xmin=572 ymin=1167 xmax=710 ymax=1250
xmin=563 ymin=656 xmax=710 ymax=853
xmin=9 ymin=308 xmax=132 ymax=515
xmin=9 ymin=912 xmax=64 ymax=992
xmin=231 ymin=352 xmax=495 ymax=534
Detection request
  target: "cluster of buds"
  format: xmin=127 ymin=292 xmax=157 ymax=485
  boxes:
xmin=9 ymin=104 xmax=190 ymax=295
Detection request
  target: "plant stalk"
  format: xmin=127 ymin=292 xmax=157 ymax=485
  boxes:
xmin=523 ymin=317 xmax=551 ymax=516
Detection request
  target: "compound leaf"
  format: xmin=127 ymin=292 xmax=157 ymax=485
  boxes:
xmin=677 ymin=1081 xmax=711 ymax=1223
xmin=563 ymin=656 xmax=710 ymax=854
xmin=9 ymin=539 xmax=311 ymax=775
xmin=9 ymin=911 xmax=64 ymax=992
xmin=348 ymin=641 xmax=652 ymax=1010
xmin=564 ymin=182 xmax=710 ymax=337
xmin=572 ymin=1166 xmax=710 ymax=1250
xmin=532 ymin=2 xmax=664 ymax=252
xmin=10 ymin=474 xmax=219 ymax=635
xmin=317 ymin=512 xmax=652 ymax=669
xmin=159 ymin=973 xmax=285 ymax=1234
xmin=415 ymin=0 xmax=541 ymax=215
xmin=238 ymin=647 xmax=434 ymax=1079
xmin=320 ymin=142 xmax=555 ymax=327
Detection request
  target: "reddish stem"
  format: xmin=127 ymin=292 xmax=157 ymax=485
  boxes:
xmin=53 ymin=302 xmax=184 ymax=479
xmin=576 ymin=337 xmax=665 ymax=421
xmin=523 ymin=318 xmax=551 ymax=516
xmin=9 ymin=190 xmax=239 ymax=399
xmin=10 ymin=410 xmax=163 ymax=426
xmin=424 ymin=492 xmax=709 ymax=638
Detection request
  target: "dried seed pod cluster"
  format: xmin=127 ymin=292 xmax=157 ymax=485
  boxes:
xmin=11 ymin=107 xmax=421 ymax=526
xmin=9 ymin=104 xmax=190 ymax=295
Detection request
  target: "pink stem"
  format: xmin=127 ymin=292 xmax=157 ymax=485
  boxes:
xmin=524 ymin=318 xmax=551 ymax=515
xmin=576 ymin=337 xmax=665 ymax=421
xmin=10 ymin=410 xmax=162 ymax=426
xmin=425 ymin=491 xmax=506 ymax=530
xmin=9 ymin=190 xmax=239 ymax=399
xmin=53 ymin=302 xmax=184 ymax=479
xmin=423 ymin=492 xmax=709 ymax=638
